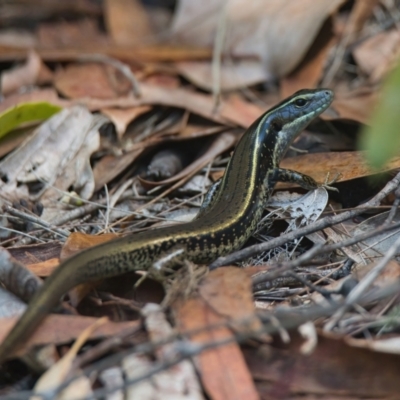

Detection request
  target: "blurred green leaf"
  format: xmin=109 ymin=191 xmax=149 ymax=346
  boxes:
xmin=0 ymin=102 xmax=62 ymax=140
xmin=360 ymin=62 xmax=400 ymax=170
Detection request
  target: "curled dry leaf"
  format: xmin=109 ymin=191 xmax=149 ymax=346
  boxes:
xmin=93 ymin=149 xmax=143 ymax=191
xmin=176 ymin=60 xmax=266 ymax=92
xmin=54 ymin=63 xmax=132 ymax=99
xmin=0 ymin=106 xmax=106 ymax=220
xmin=0 ymin=50 xmax=52 ymax=96
xmin=171 ymin=0 xmax=345 ymax=89
xmin=146 ymin=148 xmax=187 ymax=182
xmin=101 ymin=105 xmax=152 ymax=138
xmin=7 ymin=241 xmax=62 ymax=266
xmin=139 ymin=132 xmax=236 ymax=188
xmin=0 ymin=248 xmax=42 ymax=304
xmin=279 ymin=151 xmax=400 ymax=188
xmin=60 ymin=232 xmax=118 ymax=261
xmin=267 ymin=189 xmax=328 ymax=227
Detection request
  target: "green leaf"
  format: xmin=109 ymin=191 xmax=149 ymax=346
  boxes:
xmin=359 ymin=62 xmax=400 ymax=170
xmin=0 ymin=102 xmax=62 ymax=140
xmin=360 ymin=64 xmax=400 ymax=169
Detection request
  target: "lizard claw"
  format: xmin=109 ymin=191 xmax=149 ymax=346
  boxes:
xmin=319 ymin=172 xmax=342 ymax=192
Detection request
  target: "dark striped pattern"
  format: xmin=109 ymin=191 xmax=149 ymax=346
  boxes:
xmin=0 ymin=89 xmax=333 ymax=362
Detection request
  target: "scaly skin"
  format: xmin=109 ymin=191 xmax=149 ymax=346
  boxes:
xmin=0 ymin=89 xmax=333 ymax=363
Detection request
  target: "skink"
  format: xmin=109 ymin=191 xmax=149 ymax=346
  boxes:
xmin=0 ymin=88 xmax=333 ymax=363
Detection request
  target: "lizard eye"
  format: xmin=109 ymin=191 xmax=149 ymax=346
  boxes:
xmin=294 ymin=98 xmax=308 ymax=107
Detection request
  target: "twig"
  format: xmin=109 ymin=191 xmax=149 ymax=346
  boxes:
xmin=285 ymin=271 xmax=333 ymax=298
xmin=5 ymin=206 xmax=70 ymax=238
xmin=384 ymin=185 xmax=400 ymax=225
xmin=212 ymin=3 xmax=228 ymax=110
xmin=251 ymin=220 xmax=400 ymax=288
xmin=8 ymin=280 xmax=400 ymax=400
xmin=324 ymin=233 xmax=400 ymax=331
xmin=103 ymin=184 xmax=110 ymax=233
xmin=0 ymin=226 xmax=46 ymax=244
xmin=51 ymin=188 xmax=166 ymax=227
xmin=209 ymin=170 xmax=400 ymax=269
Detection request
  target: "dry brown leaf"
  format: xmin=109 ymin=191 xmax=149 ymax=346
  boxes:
xmin=142 ymin=72 xmax=181 ymax=89
xmin=60 ymin=233 xmax=118 ymax=307
xmin=0 ymin=50 xmax=52 ymax=96
xmin=245 ymin=332 xmax=400 ymax=398
xmin=0 ymin=84 xmax=264 ymax=128
xmin=27 ymin=258 xmax=59 ymax=277
xmin=220 ymin=94 xmax=266 ymax=127
xmin=352 ymin=260 xmax=400 ymax=288
xmin=281 ymin=20 xmax=336 ymax=97
xmin=139 ymin=132 xmax=236 ymax=187
xmin=93 ymin=149 xmax=144 ymax=191
xmin=170 ymin=124 xmax=226 ymax=140
xmin=37 ymin=18 xmax=107 ymax=48
xmin=0 ymin=88 xmax=66 ymax=115
xmin=104 ymin=0 xmax=153 ymax=45
xmin=0 ymin=314 xmax=140 ymax=359
xmin=353 ymin=29 xmax=400 ymax=83
xmin=328 ymin=88 xmax=378 ymax=124
xmin=199 ymin=267 xmax=262 ymax=334
xmin=176 ymin=60 xmax=266 ymax=92
xmin=54 ymin=63 xmax=132 ymax=99
xmin=7 ymin=242 xmax=62 ymax=266
xmin=171 ymin=0 xmax=345 ymax=88
xmin=60 ymin=232 xmax=118 ymax=261
xmin=176 ymin=297 xmax=259 ymax=400
xmin=212 ymin=151 xmax=400 ymax=189
xmin=128 ymin=84 xmax=238 ymax=125
xmin=279 ymin=151 xmax=400 ymax=188
xmin=101 ymin=105 xmax=151 ymax=138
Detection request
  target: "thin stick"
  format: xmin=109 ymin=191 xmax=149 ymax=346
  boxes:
xmin=209 ymin=171 xmax=400 ymax=269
